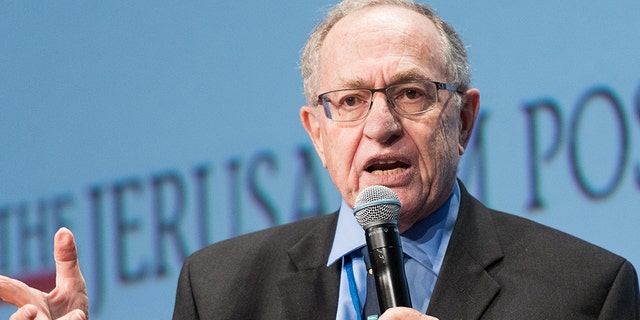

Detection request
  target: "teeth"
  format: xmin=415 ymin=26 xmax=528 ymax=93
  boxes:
xmin=371 ymin=167 xmax=406 ymax=175
xmin=367 ymin=159 xmax=409 ymax=175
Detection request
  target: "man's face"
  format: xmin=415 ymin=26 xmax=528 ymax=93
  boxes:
xmin=301 ymin=5 xmax=479 ymax=231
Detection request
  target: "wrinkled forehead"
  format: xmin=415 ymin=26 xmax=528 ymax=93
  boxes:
xmin=318 ymin=5 xmax=445 ymax=88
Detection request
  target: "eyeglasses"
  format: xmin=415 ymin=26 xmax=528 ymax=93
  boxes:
xmin=317 ymin=80 xmax=462 ymax=122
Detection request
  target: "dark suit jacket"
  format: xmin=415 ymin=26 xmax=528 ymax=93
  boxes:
xmin=172 ymin=185 xmax=640 ymax=319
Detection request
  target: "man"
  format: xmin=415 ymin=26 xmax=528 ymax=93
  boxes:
xmin=1 ymin=0 xmax=639 ymax=319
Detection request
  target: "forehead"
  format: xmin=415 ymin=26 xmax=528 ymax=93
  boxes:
xmin=319 ymin=5 xmax=444 ymax=90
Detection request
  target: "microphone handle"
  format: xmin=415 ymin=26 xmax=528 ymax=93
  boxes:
xmin=365 ymin=223 xmax=412 ymax=312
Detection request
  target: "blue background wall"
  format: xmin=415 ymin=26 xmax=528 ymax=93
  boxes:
xmin=1 ymin=1 xmax=639 ymax=318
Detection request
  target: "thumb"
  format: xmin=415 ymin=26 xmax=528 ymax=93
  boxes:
xmin=48 ymin=228 xmax=88 ymax=318
xmin=53 ymin=228 xmax=84 ymax=287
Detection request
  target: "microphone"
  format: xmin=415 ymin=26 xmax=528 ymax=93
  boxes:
xmin=353 ymin=185 xmax=412 ymax=312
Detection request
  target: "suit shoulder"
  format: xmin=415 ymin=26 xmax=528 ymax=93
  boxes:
xmin=489 ymin=209 xmax=628 ymax=267
xmin=186 ymin=213 xmax=338 ymax=266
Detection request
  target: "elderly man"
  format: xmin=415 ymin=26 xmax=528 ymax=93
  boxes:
xmin=1 ymin=0 xmax=639 ymax=319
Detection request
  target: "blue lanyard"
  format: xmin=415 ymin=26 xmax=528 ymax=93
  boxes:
xmin=344 ymin=252 xmax=362 ymax=319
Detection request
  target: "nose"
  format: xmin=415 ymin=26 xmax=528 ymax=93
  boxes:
xmin=362 ymin=92 xmax=402 ymax=144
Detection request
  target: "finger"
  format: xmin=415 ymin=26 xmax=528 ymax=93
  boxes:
xmin=379 ymin=307 xmax=439 ymax=320
xmin=53 ymin=228 xmax=85 ymax=285
xmin=57 ymin=309 xmax=87 ymax=320
xmin=9 ymin=304 xmax=38 ymax=320
xmin=0 ymin=275 xmax=44 ymax=307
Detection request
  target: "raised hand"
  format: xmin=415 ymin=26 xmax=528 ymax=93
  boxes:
xmin=0 ymin=228 xmax=88 ymax=320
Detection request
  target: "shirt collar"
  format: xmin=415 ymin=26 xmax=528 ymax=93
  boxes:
xmin=327 ymin=199 xmax=365 ymax=266
xmin=327 ymin=182 xmax=460 ymax=268
xmin=401 ymin=183 xmax=460 ymax=271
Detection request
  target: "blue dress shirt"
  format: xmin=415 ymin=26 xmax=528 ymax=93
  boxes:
xmin=327 ymin=183 xmax=460 ymax=319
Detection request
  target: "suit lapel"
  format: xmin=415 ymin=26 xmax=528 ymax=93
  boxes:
xmin=274 ymin=184 xmax=504 ymax=319
xmin=427 ymin=183 xmax=504 ymax=319
xmin=277 ymin=214 xmax=341 ymax=320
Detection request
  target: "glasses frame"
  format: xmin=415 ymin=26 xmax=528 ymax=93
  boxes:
xmin=317 ymin=80 xmax=463 ymax=122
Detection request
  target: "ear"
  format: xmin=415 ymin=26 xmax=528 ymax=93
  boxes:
xmin=458 ymin=88 xmax=480 ymax=155
xmin=300 ymin=106 xmax=327 ymax=167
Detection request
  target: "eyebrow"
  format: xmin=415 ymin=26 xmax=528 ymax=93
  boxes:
xmin=335 ymin=70 xmax=433 ymax=90
xmin=389 ymin=70 xmax=433 ymax=84
xmin=338 ymin=77 xmax=368 ymax=89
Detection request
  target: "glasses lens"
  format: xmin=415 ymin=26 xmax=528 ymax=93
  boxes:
xmin=321 ymin=89 xmax=372 ymax=121
xmin=387 ymin=82 xmax=437 ymax=114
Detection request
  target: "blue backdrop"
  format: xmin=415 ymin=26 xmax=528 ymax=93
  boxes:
xmin=1 ymin=1 xmax=638 ymax=318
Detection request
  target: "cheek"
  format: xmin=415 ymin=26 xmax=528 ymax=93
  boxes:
xmin=431 ymin=116 xmax=462 ymax=177
xmin=411 ymin=116 xmax=460 ymax=176
xmin=321 ymin=127 xmax=360 ymax=175
xmin=320 ymin=126 xmax=363 ymax=201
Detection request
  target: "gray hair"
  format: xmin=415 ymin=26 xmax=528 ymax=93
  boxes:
xmin=300 ymin=0 xmax=471 ymax=106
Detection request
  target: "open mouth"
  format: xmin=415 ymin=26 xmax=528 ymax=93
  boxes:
xmin=366 ymin=160 xmax=410 ymax=175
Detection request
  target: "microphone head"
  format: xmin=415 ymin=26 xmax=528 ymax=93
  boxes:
xmin=353 ymin=185 xmax=401 ymax=229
